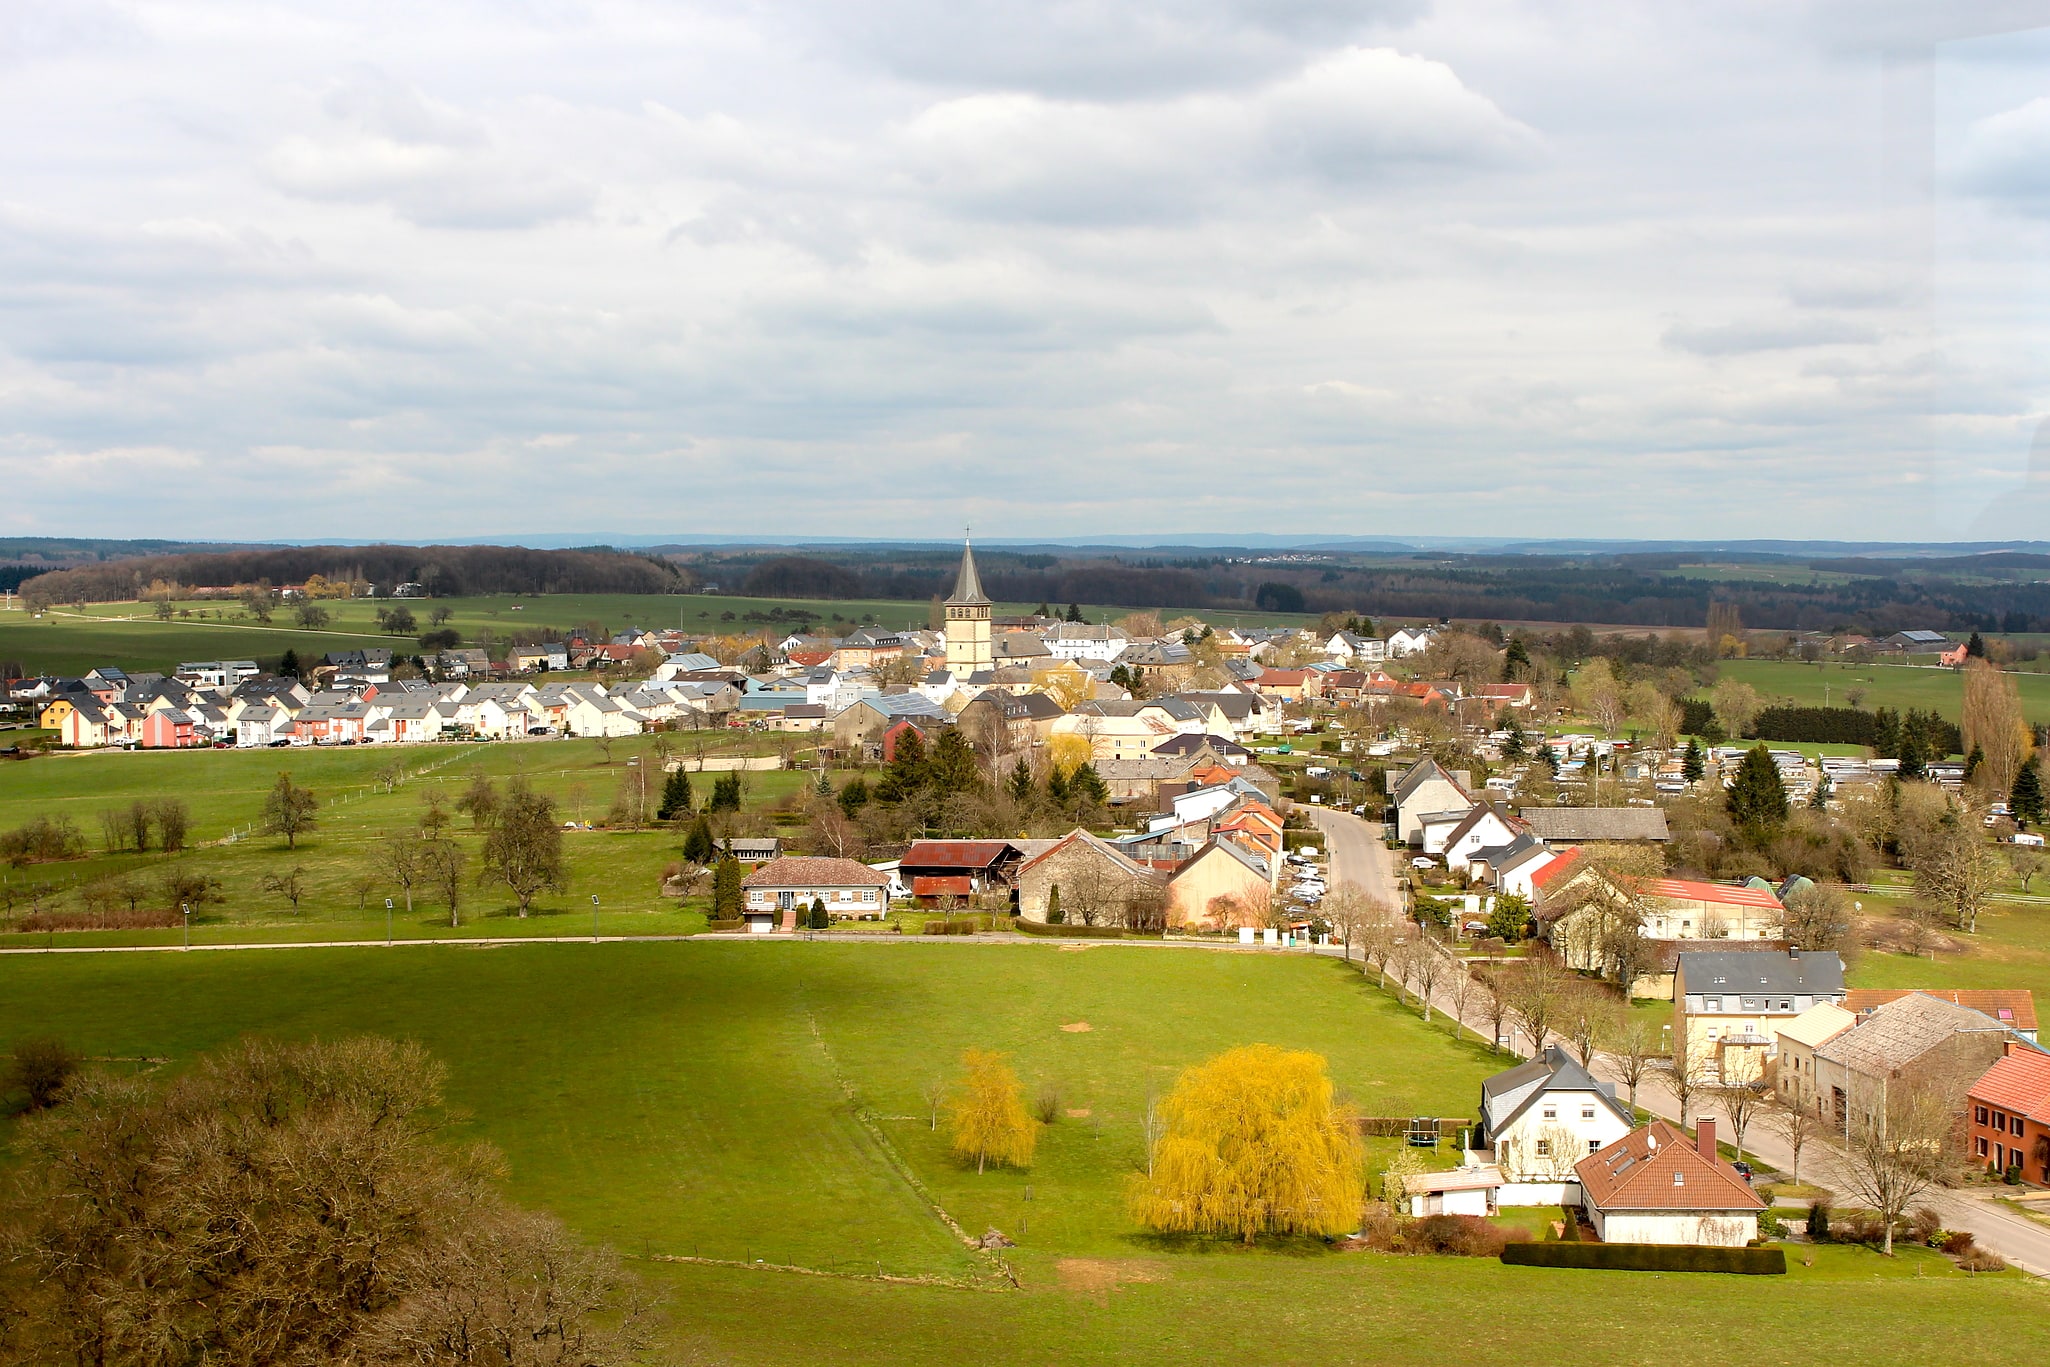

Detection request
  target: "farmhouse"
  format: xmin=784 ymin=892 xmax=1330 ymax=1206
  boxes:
xmin=1810 ymin=992 xmax=2015 ymax=1132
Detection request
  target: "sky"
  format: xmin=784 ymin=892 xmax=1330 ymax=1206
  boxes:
xmin=6 ymin=0 xmax=2050 ymax=544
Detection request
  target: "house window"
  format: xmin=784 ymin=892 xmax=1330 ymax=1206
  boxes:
xmin=1977 ymin=1106 xmax=1991 ymax=1125
xmin=1581 ymin=1106 xmax=1595 ymax=1121
xmin=1994 ymin=1111 xmax=2008 ymax=1129
xmin=1742 ymin=998 xmax=1761 ymax=1010
xmin=1587 ymin=1139 xmax=1601 ymax=1154
xmin=1977 ymin=1137 xmax=1990 ymax=1158
xmin=862 ymin=890 xmax=877 ymax=903
xmin=1777 ymin=1000 xmax=1791 ymax=1011
xmin=1535 ymin=1139 xmax=1551 ymax=1156
xmin=1704 ymin=997 xmax=1721 ymax=1012
xmin=2016 ymin=1116 xmax=2028 ymax=1137
xmin=1672 ymin=1173 xmax=1685 ymax=1187
xmin=1542 ymin=1106 xmax=1557 ymax=1121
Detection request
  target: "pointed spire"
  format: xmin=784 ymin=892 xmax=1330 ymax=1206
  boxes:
xmin=946 ymin=532 xmax=990 ymax=607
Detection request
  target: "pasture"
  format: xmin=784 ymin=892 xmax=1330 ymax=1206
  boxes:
xmin=1716 ymin=658 xmax=2050 ymax=726
xmin=0 ymin=942 xmax=2041 ymax=1365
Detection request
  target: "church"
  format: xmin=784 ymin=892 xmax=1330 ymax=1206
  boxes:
xmin=943 ymin=539 xmax=992 ymax=676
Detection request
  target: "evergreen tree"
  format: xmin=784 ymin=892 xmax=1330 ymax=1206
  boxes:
xmin=1068 ymin=761 xmax=1109 ymax=805
xmin=709 ymin=771 xmax=743 ymax=812
xmin=712 ymin=857 xmax=743 ymax=917
xmin=1965 ymin=744 xmax=1984 ymax=782
xmin=1809 ymin=774 xmax=1831 ymax=810
xmin=1046 ymin=884 xmax=1064 ymax=925
xmin=1725 ymin=743 xmax=1789 ymax=833
xmin=837 ymin=776 xmax=870 ymax=818
xmin=1681 ymin=737 xmax=1705 ymax=783
xmin=1065 ymin=603 xmax=1083 ymax=623
xmin=682 ymin=813 xmax=715 ymax=864
xmin=1503 ymin=636 xmax=1531 ymax=676
xmin=808 ymin=896 xmax=829 ymax=930
xmin=657 ymin=767 xmax=693 ymax=821
xmin=1500 ymin=725 xmax=1525 ymax=760
xmin=1007 ymin=757 xmax=1035 ymax=805
xmin=278 ymin=648 xmax=301 ymax=679
xmin=1897 ymin=726 xmax=1927 ymax=780
xmin=2011 ymin=762 xmax=2046 ymax=828
xmin=814 ymin=768 xmax=832 ymax=798
xmin=1872 ymin=707 xmax=1901 ymax=759
xmin=1046 ymin=764 xmax=1070 ymax=805
xmin=1035 ymin=602 xmax=1051 ymax=618
xmin=874 ymin=728 xmax=930 ymax=802
xmin=1968 ymin=631 xmax=1987 ymax=658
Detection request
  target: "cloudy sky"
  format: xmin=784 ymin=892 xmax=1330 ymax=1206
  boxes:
xmin=5 ymin=0 xmax=2050 ymax=543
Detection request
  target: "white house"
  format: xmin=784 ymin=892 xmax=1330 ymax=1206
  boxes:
xmin=1574 ymin=1119 xmax=1763 ymax=1246
xmin=1386 ymin=626 xmax=1439 ymax=657
xmin=1390 ymin=758 xmax=1476 ymax=846
xmin=1044 ymin=622 xmax=1129 ymax=661
xmin=739 ymin=857 xmax=892 ymax=933
xmin=1474 ymin=1047 xmax=1636 ymax=1205
xmin=1324 ymin=630 xmax=1386 ymax=664
xmin=1441 ymin=803 xmax=1528 ymax=872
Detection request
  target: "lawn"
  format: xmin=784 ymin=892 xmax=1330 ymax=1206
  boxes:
xmin=1716 ymin=658 xmax=2050 ymax=726
xmin=1 ymin=941 xmax=2042 ymax=1365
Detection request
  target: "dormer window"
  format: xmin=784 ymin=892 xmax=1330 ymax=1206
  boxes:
xmin=1673 ymin=1173 xmax=1685 ymax=1187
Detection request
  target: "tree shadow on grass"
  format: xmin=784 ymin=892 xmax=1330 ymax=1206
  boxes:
xmin=1121 ymin=1230 xmax=1345 ymax=1260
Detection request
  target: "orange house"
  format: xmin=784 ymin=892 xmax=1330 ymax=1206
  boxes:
xmin=1968 ymin=1042 xmax=2050 ymax=1183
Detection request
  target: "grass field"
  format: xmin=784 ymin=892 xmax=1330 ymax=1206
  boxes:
xmin=1716 ymin=658 xmax=2050 ymax=725
xmin=0 ymin=591 xmax=1324 ymax=679
xmin=0 ymin=941 xmax=2041 ymax=1365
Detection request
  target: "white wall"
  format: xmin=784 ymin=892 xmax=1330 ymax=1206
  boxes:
xmin=1588 ymin=1209 xmax=1757 ymax=1247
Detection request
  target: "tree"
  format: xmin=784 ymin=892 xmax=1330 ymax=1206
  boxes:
xmin=1045 ymin=884 xmax=1063 ymax=925
xmin=1897 ymin=726 xmax=1927 ymax=780
xmin=374 ymin=828 xmax=426 ymax=915
xmin=1127 ymin=1044 xmax=1364 ymax=1243
xmin=709 ymin=771 xmax=743 ymax=813
xmin=1777 ymin=881 xmax=1856 ymax=953
xmin=682 ymin=813 xmax=716 ymax=866
xmin=1836 ymin=1080 xmax=1958 ymax=1255
xmin=1007 ymin=757 xmax=1034 ymax=806
xmin=279 ymin=647 xmax=301 ymax=678
xmin=712 ymin=857 xmax=743 ymax=918
xmin=1559 ymin=980 xmax=1621 ymax=1069
xmin=608 ymin=762 xmax=654 ymax=831
xmin=423 ymin=839 xmax=466 ymax=927
xmin=1668 ymin=1025 xmax=1705 ymax=1128
xmin=1725 ymin=743 xmax=1788 ymax=835
xmin=5 ymin=1036 xmax=79 ymax=1111
xmin=1767 ymin=1093 xmax=1819 ymax=1186
xmin=1711 ymin=678 xmax=1762 ymax=740
xmin=479 ymin=778 xmax=567 ymax=917
xmin=258 ymin=771 xmax=318 ymax=849
xmin=1682 ymin=737 xmax=1706 ymax=783
xmin=1572 ymin=658 xmax=1625 ymax=735
xmin=1704 ymin=1082 xmax=1764 ymax=1162
xmin=1962 ymin=659 xmax=2031 ymax=797
xmin=1409 ymin=943 xmax=1444 ymax=1022
xmin=1912 ymin=806 xmax=2003 ymax=933
xmin=807 ymin=896 xmax=829 ymax=930
xmin=150 ymin=797 xmax=189 ymax=854
xmin=0 ymin=1036 xmax=649 ymax=1366
xmin=2010 ymin=844 xmax=2046 ymax=894
xmin=1486 ymin=891 xmax=1531 ymax=942
xmin=1605 ymin=1017 xmax=1660 ymax=1108
xmin=456 ymin=773 xmax=500 ymax=830
xmin=260 ymin=865 xmax=309 ymax=914
xmin=837 ymin=776 xmax=870 ymax=819
xmin=293 ymin=602 xmax=331 ymax=630
xmin=2011 ymin=760 xmax=2046 ymax=828
xmin=945 ymin=1049 xmax=1036 ymax=1174
xmin=418 ymin=787 xmax=451 ymax=838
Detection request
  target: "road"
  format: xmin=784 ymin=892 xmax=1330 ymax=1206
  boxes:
xmin=1302 ymin=806 xmax=2050 ymax=1275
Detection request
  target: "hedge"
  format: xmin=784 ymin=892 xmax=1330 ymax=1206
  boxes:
xmin=706 ymin=918 xmax=744 ymax=932
xmin=1751 ymin=706 xmax=1878 ymax=746
xmin=1500 ymin=1243 xmax=1784 ymax=1275
xmin=1015 ymin=920 xmax=1131 ymax=939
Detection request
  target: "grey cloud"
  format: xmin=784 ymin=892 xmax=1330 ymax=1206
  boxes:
xmin=1954 ymin=94 xmax=2050 ymax=214
xmin=1662 ymin=316 xmax=1882 ymax=356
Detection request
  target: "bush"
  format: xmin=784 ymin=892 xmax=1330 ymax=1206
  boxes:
xmin=1756 ymin=1206 xmax=1783 ymax=1240
xmin=1015 ymin=920 xmax=1125 ymax=939
xmin=1034 ymin=1085 xmax=1061 ymax=1125
xmin=705 ymin=918 xmax=743 ymax=932
xmin=2005 ymin=1162 xmax=2024 ymax=1185
xmin=922 ymin=916 xmax=983 ymax=936
xmin=1940 ymin=1229 xmax=1976 ymax=1256
xmin=0 ymin=816 xmax=86 ymax=868
xmin=18 ymin=907 xmax=182 ymax=933
xmin=1401 ymin=1216 xmax=1507 ymax=1258
xmin=1558 ymin=1207 xmax=1581 ymax=1242
xmin=5 ymin=1036 xmax=79 ymax=1111
xmin=1501 ymin=1243 xmax=1786 ymax=1275
xmin=1909 ymin=1207 xmax=1943 ymax=1245
xmin=1842 ymin=1213 xmax=1888 ymax=1247
xmin=1806 ymin=1200 xmax=1831 ymax=1241
xmin=1957 ymin=1247 xmax=2008 ymax=1273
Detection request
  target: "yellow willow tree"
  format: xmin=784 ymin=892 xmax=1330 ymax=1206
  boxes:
xmin=1128 ymin=1044 xmax=1365 ymax=1244
xmin=946 ymin=1049 xmax=1037 ymax=1174
xmin=1962 ymin=659 xmax=2033 ymax=798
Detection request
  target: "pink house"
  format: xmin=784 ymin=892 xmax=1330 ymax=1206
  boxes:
xmin=140 ymin=710 xmax=203 ymax=749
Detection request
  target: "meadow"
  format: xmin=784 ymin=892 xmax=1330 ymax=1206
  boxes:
xmin=1716 ymin=657 xmax=2050 ymax=726
xmin=2 ymin=941 xmax=2043 ymax=1365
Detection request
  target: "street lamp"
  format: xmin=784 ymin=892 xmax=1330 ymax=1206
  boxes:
xmin=181 ymin=903 xmax=189 ymax=951
xmin=592 ymin=894 xmax=601 ymax=943
xmin=385 ymin=898 xmax=394 ymax=946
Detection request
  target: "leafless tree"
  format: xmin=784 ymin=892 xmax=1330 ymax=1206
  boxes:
xmin=1502 ymin=953 xmax=1570 ymax=1057
xmin=1767 ymin=1093 xmax=1819 ymax=1186
xmin=423 ymin=840 xmax=467 ymax=928
xmin=1559 ymin=978 xmax=1622 ymax=1069
xmin=1705 ymin=1082 xmax=1765 ymax=1162
xmin=149 ymin=798 xmax=189 ymax=854
xmin=1604 ymin=1016 xmax=1661 ymax=1109
xmin=1446 ymin=962 xmax=1480 ymax=1042
xmin=1836 ymin=1080 xmax=1960 ymax=1255
xmin=1667 ymin=1024 xmax=1706 ymax=1128
xmin=373 ymin=829 xmax=426 ymax=915
xmin=480 ymin=778 xmax=568 ymax=917
xmin=259 ymin=865 xmax=308 ymax=914
xmin=1409 ymin=941 xmax=1444 ymax=1022
xmin=1476 ymin=969 xmax=1512 ymax=1054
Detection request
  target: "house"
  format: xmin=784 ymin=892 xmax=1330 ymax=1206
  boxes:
xmin=138 ymin=708 xmax=204 ymax=749
xmin=1324 ymin=630 xmax=1385 ymax=664
xmin=833 ymin=693 xmax=951 ymax=754
xmin=1841 ymin=989 xmax=2038 ymax=1044
xmin=1538 ymin=859 xmax=1788 ymax=993
xmin=739 ymin=857 xmax=891 ymax=932
xmin=1675 ymin=951 xmax=1847 ymax=1084
xmin=1474 ymin=1046 xmax=1635 ymax=1201
xmin=1574 ymin=1119 xmax=1763 ymax=1247
xmin=234 ymin=705 xmax=292 ymax=748
xmin=1016 ymin=829 xmax=1166 ymax=924
xmin=1773 ymin=1002 xmax=1857 ymax=1114
xmin=1472 ymin=834 xmax=1560 ymax=898
xmin=714 ymin=837 xmax=783 ymax=864
xmin=1386 ymin=626 xmax=1439 ymax=657
xmin=1390 ymin=758 xmax=1475 ymax=845
xmin=1050 ymin=701 xmax=1182 ymax=762
xmin=1438 ymin=802 xmax=1525 ymax=870
xmin=1811 ymin=992 xmax=2016 ymax=1133
xmin=1968 ymin=1041 xmax=2050 ymax=1182
xmin=1045 ymin=622 xmax=1128 ymax=661
xmin=1165 ymin=837 xmax=1277 ymax=931
xmin=1518 ymin=806 xmax=1670 ymax=846
xmin=899 ymin=839 xmax=1027 ymax=905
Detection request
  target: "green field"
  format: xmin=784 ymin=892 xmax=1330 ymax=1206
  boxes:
xmin=2 ymin=942 xmax=2042 ymax=1365
xmin=1717 ymin=658 xmax=2050 ymax=726
xmin=0 ymin=591 xmax=1324 ymax=680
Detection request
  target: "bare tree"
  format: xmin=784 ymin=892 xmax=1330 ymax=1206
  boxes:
xmin=921 ymin=1075 xmax=946 ymax=1132
xmin=1476 ymin=969 xmax=1512 ymax=1054
xmin=1767 ymin=1093 xmax=1819 ymax=1186
xmin=1668 ymin=1024 xmax=1705 ymax=1128
xmin=258 ymin=772 xmax=318 ymax=849
xmin=1777 ymin=881 xmax=1857 ymax=953
xmin=149 ymin=798 xmax=189 ymax=854
xmin=1446 ymin=962 xmax=1480 ymax=1042
xmin=423 ymin=840 xmax=467 ymax=928
xmin=1321 ymin=882 xmax=1372 ymax=963
xmin=480 ymin=778 xmax=568 ymax=917
xmin=1911 ymin=804 xmax=2005 ymax=934
xmin=1836 ymin=1080 xmax=1959 ymax=1255
xmin=259 ymin=866 xmax=308 ymax=914
xmin=1502 ymin=954 xmax=1569 ymax=1057
xmin=1704 ymin=1082 xmax=1765 ymax=1162
xmin=1409 ymin=941 xmax=1444 ymax=1022
xmin=374 ymin=829 xmax=426 ymax=916
xmin=1560 ymin=978 xmax=1622 ymax=1069
xmin=1604 ymin=1016 xmax=1660 ymax=1110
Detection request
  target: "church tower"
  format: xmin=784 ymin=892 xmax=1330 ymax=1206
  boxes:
xmin=943 ymin=535 xmax=993 ymax=676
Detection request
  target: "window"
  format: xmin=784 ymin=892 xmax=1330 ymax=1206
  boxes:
xmin=1995 ymin=1111 xmax=2008 ymax=1129
xmin=1587 ymin=1139 xmax=1601 ymax=1153
xmin=1672 ymin=1173 xmax=1685 ymax=1187
xmin=1977 ymin=1137 xmax=1990 ymax=1158
xmin=2015 ymin=1116 xmax=2028 ymax=1137
xmin=1542 ymin=1106 xmax=1557 ymax=1120
xmin=1777 ymin=1000 xmax=1791 ymax=1011
xmin=1742 ymin=997 xmax=1761 ymax=1010
xmin=1704 ymin=997 xmax=1721 ymax=1012
xmin=1977 ymin=1106 xmax=1991 ymax=1125
xmin=862 ymin=890 xmax=877 ymax=903
xmin=1535 ymin=1139 xmax=1551 ymax=1156
xmin=1581 ymin=1106 xmax=1595 ymax=1121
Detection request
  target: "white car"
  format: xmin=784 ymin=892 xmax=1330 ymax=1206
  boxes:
xmin=1410 ymin=856 xmax=1436 ymax=869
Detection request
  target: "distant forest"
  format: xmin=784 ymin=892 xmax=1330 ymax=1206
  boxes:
xmin=19 ymin=545 xmax=695 ymax=604
xmin=724 ymin=548 xmax=2050 ymax=633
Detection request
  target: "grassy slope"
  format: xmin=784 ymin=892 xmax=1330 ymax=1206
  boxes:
xmin=2 ymin=942 xmax=2044 ymax=1364
xmin=1717 ymin=658 xmax=2050 ymax=726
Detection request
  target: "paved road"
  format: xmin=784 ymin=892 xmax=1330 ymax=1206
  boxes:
xmin=1307 ymin=807 xmax=1402 ymax=903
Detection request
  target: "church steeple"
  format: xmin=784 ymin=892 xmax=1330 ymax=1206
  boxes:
xmin=946 ymin=534 xmax=990 ymax=607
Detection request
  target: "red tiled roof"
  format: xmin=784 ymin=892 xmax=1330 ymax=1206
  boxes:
xmin=901 ymin=840 xmax=1015 ymax=870
xmin=1970 ymin=1047 xmax=2050 ymax=1123
xmin=1530 ymin=848 xmax=1583 ymax=890
xmin=1642 ymin=877 xmax=1783 ymax=911
xmin=1845 ymin=989 xmax=2037 ymax=1033
xmin=1575 ymin=1121 xmax=1764 ymax=1213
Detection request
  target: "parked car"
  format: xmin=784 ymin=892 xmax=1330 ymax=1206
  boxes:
xmin=1410 ymin=856 xmax=1435 ymax=869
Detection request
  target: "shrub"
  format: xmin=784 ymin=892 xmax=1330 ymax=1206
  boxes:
xmin=922 ymin=917 xmax=981 ymax=936
xmin=5 ymin=1036 xmax=79 ymax=1111
xmin=1400 ymin=1215 xmax=1507 ymax=1258
xmin=1957 ymin=1247 xmax=2008 ymax=1273
xmin=1015 ymin=920 xmax=1125 ymax=939
xmin=1501 ymin=1243 xmax=1786 ymax=1275
xmin=18 ymin=907 xmax=181 ymax=933
xmin=1806 ymin=1200 xmax=1831 ymax=1241
xmin=1353 ymin=1207 xmax=1402 ymax=1252
xmin=1940 ymin=1229 xmax=1976 ymax=1256
xmin=1034 ymin=1085 xmax=1061 ymax=1125
xmin=1756 ymin=1206 xmax=1783 ymax=1240
xmin=705 ymin=918 xmax=743 ymax=931
xmin=2005 ymin=1162 xmax=2023 ymax=1185
xmin=0 ymin=816 xmax=86 ymax=868
xmin=1909 ymin=1207 xmax=1943 ymax=1245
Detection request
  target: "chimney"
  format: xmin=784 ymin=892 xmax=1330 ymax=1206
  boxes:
xmin=1697 ymin=1118 xmax=1717 ymax=1161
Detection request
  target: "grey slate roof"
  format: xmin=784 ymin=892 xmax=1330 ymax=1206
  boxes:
xmin=1480 ymin=1046 xmax=1631 ymax=1137
xmin=1678 ymin=950 xmax=1845 ymax=997
xmin=945 ymin=542 xmax=990 ymax=607
xmin=1520 ymin=807 xmax=1671 ymax=842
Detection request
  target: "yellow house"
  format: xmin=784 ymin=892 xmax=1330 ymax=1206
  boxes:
xmin=1166 ymin=838 xmax=1277 ymax=930
xmin=1773 ymin=1002 xmax=1856 ymax=1113
xmin=37 ymin=697 xmax=76 ymax=731
xmin=1675 ymin=950 xmax=1847 ymax=1084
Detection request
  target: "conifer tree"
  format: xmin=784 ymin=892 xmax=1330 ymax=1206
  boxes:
xmin=1682 ymin=737 xmax=1705 ymax=783
xmin=712 ymin=858 xmax=743 ymax=918
xmin=1007 ymin=757 xmax=1035 ymax=805
xmin=1046 ymin=884 xmax=1063 ymax=925
xmin=1898 ymin=727 xmax=1927 ymax=780
xmin=656 ymin=767 xmax=693 ymax=821
xmin=836 ymin=777 xmax=870 ymax=818
xmin=1725 ymin=743 xmax=1788 ymax=834
xmin=2012 ymin=762 xmax=2046 ymax=828
xmin=808 ymin=896 xmax=829 ymax=930
xmin=682 ymin=813 xmax=715 ymax=865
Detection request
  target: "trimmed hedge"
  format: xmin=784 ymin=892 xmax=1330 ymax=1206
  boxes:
xmin=1752 ymin=706 xmax=1877 ymax=746
xmin=1501 ymin=1243 xmax=1785 ymax=1275
xmin=706 ymin=918 xmax=744 ymax=932
xmin=1015 ymin=920 xmax=1130 ymax=939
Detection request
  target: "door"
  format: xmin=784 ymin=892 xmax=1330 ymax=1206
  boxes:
xmin=779 ymin=891 xmax=794 ymax=910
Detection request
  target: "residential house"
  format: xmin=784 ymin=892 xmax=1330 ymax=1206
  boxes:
xmin=1386 ymin=626 xmax=1439 ymax=657
xmin=1471 ymin=834 xmax=1559 ymax=898
xmin=1390 ymin=758 xmax=1475 ymax=845
xmin=1323 ymin=630 xmax=1385 ymax=663
xmin=714 ymin=837 xmax=783 ymax=863
xmin=1968 ymin=1042 xmax=2050 ymax=1182
xmin=1537 ymin=856 xmax=1788 ymax=993
xmin=1518 ymin=806 xmax=1671 ymax=847
xmin=1674 ymin=951 xmax=1847 ymax=1084
xmin=234 ymin=705 xmax=293 ymax=748
xmin=1016 ymin=830 xmax=1166 ymax=924
xmin=1051 ymin=700 xmax=1182 ymax=763
xmin=1773 ymin=1002 xmax=1857 ymax=1114
xmin=739 ymin=856 xmax=891 ymax=932
xmin=1165 ymin=837 xmax=1277 ymax=930
xmin=1044 ymin=622 xmax=1128 ymax=661
xmin=956 ymin=690 xmax=1064 ymax=762
xmin=1574 ymin=1120 xmax=1764 ymax=1247
xmin=1436 ymin=801 xmax=1525 ymax=868
xmin=1474 ymin=1046 xmax=1636 ymax=1201
xmin=833 ymin=693 xmax=951 ymax=754
xmin=1811 ymin=992 xmax=2016 ymax=1133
